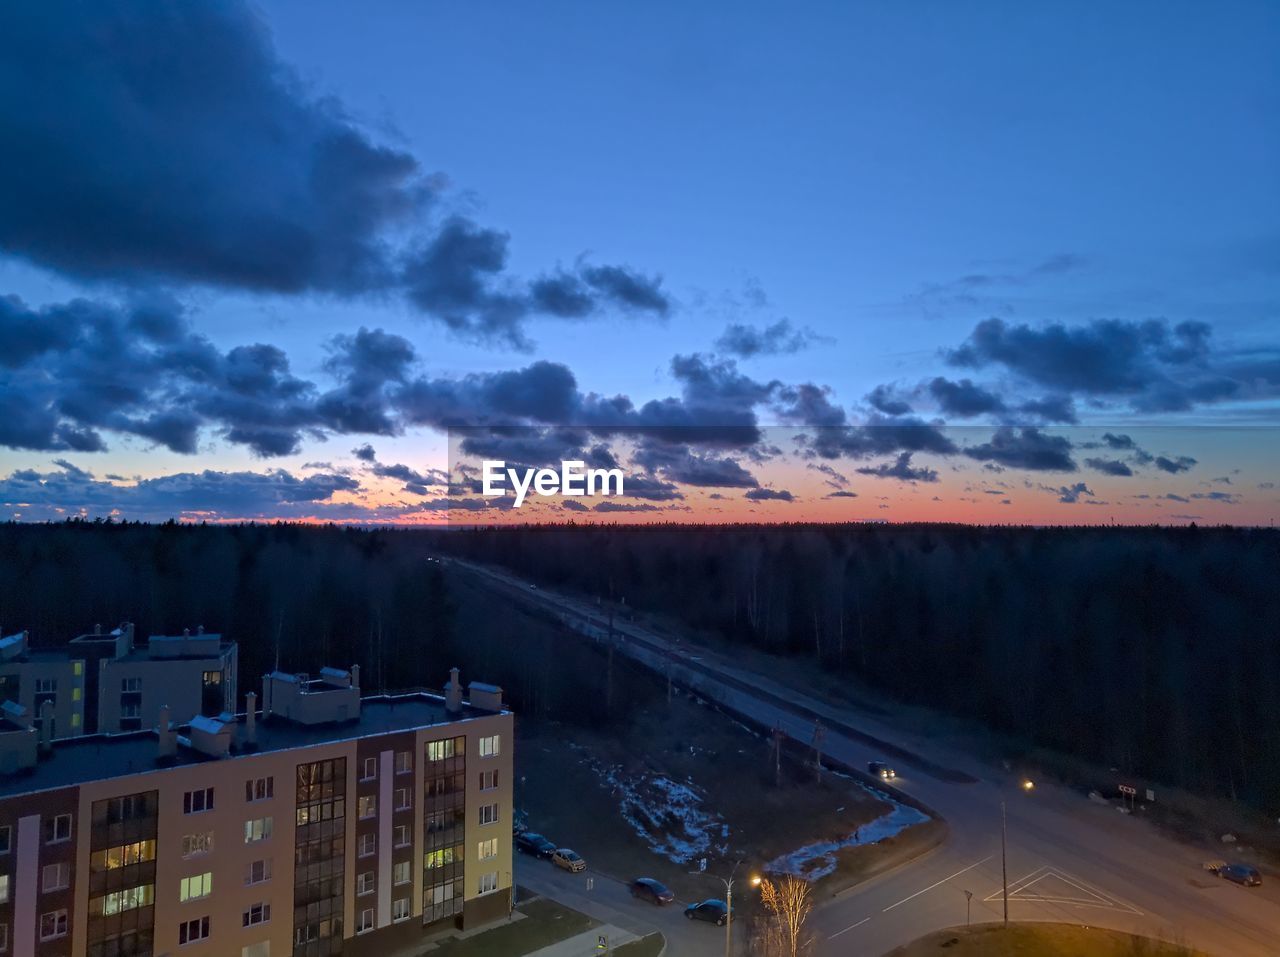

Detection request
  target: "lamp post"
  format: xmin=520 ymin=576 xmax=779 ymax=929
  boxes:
xmin=1001 ymin=778 xmax=1034 ymax=929
xmin=700 ymin=860 xmax=758 ymax=957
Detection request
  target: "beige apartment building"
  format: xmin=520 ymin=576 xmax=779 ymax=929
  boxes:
xmin=0 ymin=624 xmax=237 ymax=740
xmin=0 ymin=665 xmax=514 ymax=957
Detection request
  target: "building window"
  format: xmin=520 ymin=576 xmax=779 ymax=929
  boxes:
xmin=46 ymin=813 xmax=72 ymax=844
xmin=179 ymin=872 xmax=212 ymax=902
xmin=121 ymin=677 xmax=142 ymax=693
xmin=245 ymin=776 xmax=274 ymax=802
xmin=181 ymin=832 xmax=213 ymax=858
xmin=427 ymin=737 xmax=463 ymax=761
xmin=179 ymin=915 xmax=210 ymax=944
xmin=98 ymin=885 xmax=154 ymax=915
xmin=394 ymin=787 xmax=411 ymax=811
xmin=425 ymin=846 xmax=460 ymax=869
xmin=360 ymin=757 xmax=376 ymax=781
xmin=358 ymin=833 xmax=375 ymax=858
xmin=479 ymin=769 xmax=499 ymax=791
xmin=356 ymin=909 xmax=373 ymax=934
xmin=393 ymin=824 xmax=410 ymax=848
xmin=478 ymin=735 xmax=500 ymax=758
xmin=242 ymin=902 xmax=271 ymax=927
xmin=35 ymin=678 xmax=57 ymax=695
xmin=93 ymin=838 xmax=155 ymax=870
xmin=0 ymin=826 xmax=10 ymax=854
xmin=357 ymin=795 xmax=376 ymax=820
xmin=393 ymin=861 xmax=411 ymax=885
xmin=478 ymin=838 xmax=498 ymax=861
xmin=356 ymin=872 xmax=374 ymax=896
xmin=42 ymin=862 xmax=70 ymax=892
xmin=395 ymin=751 xmax=412 ymax=774
xmin=0 ymin=875 xmax=9 ymax=904
xmin=245 ymin=859 xmax=272 ymax=885
xmin=183 ymin=787 xmax=214 ymax=814
xmin=0 ymin=922 xmax=7 ymax=952
xmin=478 ymin=872 xmax=498 ymax=895
xmin=479 ymin=803 xmax=499 ymax=826
xmin=244 ymin=817 xmax=273 ymax=844
xmin=39 ymin=909 xmax=68 ymax=941
xmin=242 ymin=943 xmax=269 ymax=957
xmin=392 ymin=898 xmax=410 ymax=922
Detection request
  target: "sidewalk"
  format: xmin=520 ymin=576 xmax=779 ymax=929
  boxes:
xmin=526 ymin=923 xmax=638 ymax=957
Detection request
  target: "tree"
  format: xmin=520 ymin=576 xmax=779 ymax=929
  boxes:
xmin=754 ymin=875 xmax=813 ymax=957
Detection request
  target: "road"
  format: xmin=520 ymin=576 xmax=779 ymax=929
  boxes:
xmin=452 ymin=559 xmax=1280 ymax=956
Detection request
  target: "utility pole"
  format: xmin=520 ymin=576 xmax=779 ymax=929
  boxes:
xmin=812 ymin=720 xmax=825 ymax=784
xmin=1001 ymin=800 xmax=1008 ymax=928
xmin=772 ymin=726 xmax=783 ymax=789
xmin=964 ymin=889 xmax=972 ymax=927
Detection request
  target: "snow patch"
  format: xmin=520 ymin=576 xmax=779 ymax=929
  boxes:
xmin=764 ymin=801 xmax=929 ymax=881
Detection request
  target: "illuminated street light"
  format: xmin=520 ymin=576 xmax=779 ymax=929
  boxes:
xmin=1022 ymin=779 xmax=1035 ymax=792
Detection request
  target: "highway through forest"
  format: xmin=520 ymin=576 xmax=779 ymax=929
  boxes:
xmin=452 ymin=559 xmax=1280 ymax=956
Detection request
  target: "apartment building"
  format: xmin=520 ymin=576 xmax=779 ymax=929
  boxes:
xmin=0 ymin=665 xmax=514 ymax=957
xmin=0 ymin=624 xmax=237 ymax=739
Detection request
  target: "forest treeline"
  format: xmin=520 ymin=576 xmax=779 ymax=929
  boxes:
xmin=432 ymin=522 xmax=1280 ymax=809
xmin=2 ymin=520 xmax=1279 ymax=809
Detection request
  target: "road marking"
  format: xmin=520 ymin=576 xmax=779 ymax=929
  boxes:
xmin=828 ymin=916 xmax=870 ymax=939
xmin=882 ymin=856 xmax=994 ymax=912
xmin=984 ymin=866 xmax=1143 ymax=915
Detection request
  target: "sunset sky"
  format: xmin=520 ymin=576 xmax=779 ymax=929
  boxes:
xmin=1 ymin=1 xmax=1277 ymax=525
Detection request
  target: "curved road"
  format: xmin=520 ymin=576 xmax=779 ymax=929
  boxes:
xmin=453 ymin=559 xmax=1280 ymax=955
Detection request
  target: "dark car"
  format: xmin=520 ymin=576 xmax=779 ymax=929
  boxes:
xmin=515 ymin=831 xmax=556 ymax=859
xmin=684 ymin=899 xmax=729 ymax=926
xmin=868 ymin=761 xmax=897 ymax=780
xmin=1219 ymin=864 xmax=1263 ymax=887
xmin=629 ymin=877 xmax=675 ymax=905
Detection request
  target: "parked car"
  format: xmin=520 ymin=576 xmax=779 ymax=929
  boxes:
xmin=868 ymin=761 xmax=897 ymax=780
xmin=684 ymin=899 xmax=729 ymax=926
xmin=552 ymin=848 xmax=587 ymax=873
xmin=1217 ymin=863 xmax=1263 ymax=887
xmin=515 ymin=831 xmax=556 ymax=859
xmin=629 ymin=877 xmax=675 ymax=905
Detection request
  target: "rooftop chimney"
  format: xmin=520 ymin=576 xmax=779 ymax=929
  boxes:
xmin=197 ymin=624 xmax=204 ymax=635
xmin=157 ymin=705 xmax=176 ymax=761
xmin=94 ymin=623 xmax=101 ymax=635
xmin=350 ymin=664 xmax=360 ymax=691
xmin=445 ymin=668 xmax=463 ymax=713
xmin=244 ymin=692 xmax=258 ymax=748
xmin=37 ymin=700 xmax=54 ymax=754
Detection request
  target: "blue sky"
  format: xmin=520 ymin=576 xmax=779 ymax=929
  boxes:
xmin=0 ymin=1 xmax=1277 ymax=522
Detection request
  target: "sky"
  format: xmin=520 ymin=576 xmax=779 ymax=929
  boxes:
xmin=1 ymin=0 xmax=1277 ymax=525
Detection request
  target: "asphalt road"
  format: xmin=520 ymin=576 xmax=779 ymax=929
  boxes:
xmin=453 ymin=559 xmax=1280 ymax=956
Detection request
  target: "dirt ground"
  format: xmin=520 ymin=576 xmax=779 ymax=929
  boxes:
xmin=514 ymin=674 xmax=906 ymax=902
xmin=884 ymin=923 xmax=1205 ymax=957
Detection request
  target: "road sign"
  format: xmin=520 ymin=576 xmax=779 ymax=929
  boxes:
xmin=1119 ymin=784 xmax=1136 ymax=796
xmin=597 ymin=934 xmax=608 ymax=951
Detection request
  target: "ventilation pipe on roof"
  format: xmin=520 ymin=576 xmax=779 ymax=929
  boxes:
xmin=37 ymin=700 xmax=53 ymax=754
xmin=445 ymin=668 xmax=463 ymax=713
xmin=244 ymin=692 xmax=258 ymax=748
xmin=157 ymin=705 xmax=176 ymax=761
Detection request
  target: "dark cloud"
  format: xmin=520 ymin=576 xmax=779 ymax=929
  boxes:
xmin=825 ymin=490 xmax=858 ymax=498
xmin=559 ymin=499 xmax=591 ymax=512
xmin=1155 ymin=455 xmax=1197 ymax=474
xmin=925 ymin=377 xmax=1007 ymax=417
xmin=593 ymin=501 xmax=660 ymax=513
xmin=806 ymin=462 xmax=849 ymax=488
xmin=964 ymin=427 xmax=1076 ymax=472
xmin=352 ymin=444 xmax=377 ymax=462
xmin=1101 ymin=433 xmax=1137 ymax=450
xmin=855 ymin=452 xmax=939 ymax=483
xmin=633 ymin=443 xmax=759 ymax=488
xmin=1191 ymin=491 xmax=1239 ymax=503
xmin=1016 ymin=395 xmax=1078 ymax=424
xmin=744 ymin=487 xmax=794 ymax=502
xmin=1053 ymin=482 xmax=1096 ymax=504
xmin=866 ymin=384 xmax=913 ymax=416
xmin=715 ymin=319 xmax=823 ymax=358
xmin=1085 ymin=457 xmax=1134 ymax=477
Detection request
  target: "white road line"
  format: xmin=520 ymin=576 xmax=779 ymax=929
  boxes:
xmin=828 ymin=916 xmax=871 ymax=939
xmin=882 ymin=856 xmax=994 ymax=912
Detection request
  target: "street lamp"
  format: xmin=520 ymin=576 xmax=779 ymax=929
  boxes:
xmin=702 ymin=860 xmax=755 ymax=957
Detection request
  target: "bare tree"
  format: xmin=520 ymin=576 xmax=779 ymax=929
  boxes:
xmin=756 ymin=875 xmax=813 ymax=957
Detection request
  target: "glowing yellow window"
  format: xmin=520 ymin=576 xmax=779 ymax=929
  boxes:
xmin=71 ymin=714 xmax=81 ymax=728
xmin=72 ymin=688 xmax=81 ymax=701
xmin=73 ymin=662 xmax=83 ymax=676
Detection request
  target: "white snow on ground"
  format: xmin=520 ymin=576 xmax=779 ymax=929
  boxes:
xmin=764 ymin=798 xmax=930 ymax=881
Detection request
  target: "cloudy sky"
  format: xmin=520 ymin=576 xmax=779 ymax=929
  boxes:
xmin=1 ymin=1 xmax=1277 ymax=524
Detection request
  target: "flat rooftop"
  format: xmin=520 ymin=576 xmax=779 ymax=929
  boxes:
xmin=0 ymin=692 xmax=506 ymax=799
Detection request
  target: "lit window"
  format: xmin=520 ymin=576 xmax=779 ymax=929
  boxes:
xmin=357 ymin=872 xmax=374 ymax=896
xmin=244 ymin=817 xmax=272 ymax=844
xmin=179 ymin=872 xmax=212 ymax=902
xmin=71 ymin=713 xmax=81 ymax=728
xmin=39 ymin=910 xmax=68 ymax=941
xmin=393 ymin=861 xmax=411 ymax=885
xmin=242 ymin=902 xmax=271 ymax=927
xmin=179 ymin=915 xmax=210 ymax=944
xmin=426 ymin=737 xmax=463 ymax=761
xmin=72 ymin=687 xmax=81 ymax=702
xmin=392 ymin=897 xmax=410 ymax=921
xmin=478 ymin=838 xmax=498 ymax=861
xmin=42 ymin=862 xmax=70 ymax=892
xmin=358 ymin=796 xmax=376 ymax=820
xmin=95 ymin=884 xmax=153 ymax=916
xmin=183 ymin=788 xmax=214 ymax=814
xmin=479 ymin=872 xmax=498 ymax=895
xmin=73 ymin=662 xmax=83 ymax=676
xmin=479 ymin=735 xmax=500 ymax=758
xmin=479 ymin=803 xmax=499 ymax=826
xmin=426 ymin=846 xmax=459 ymax=868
